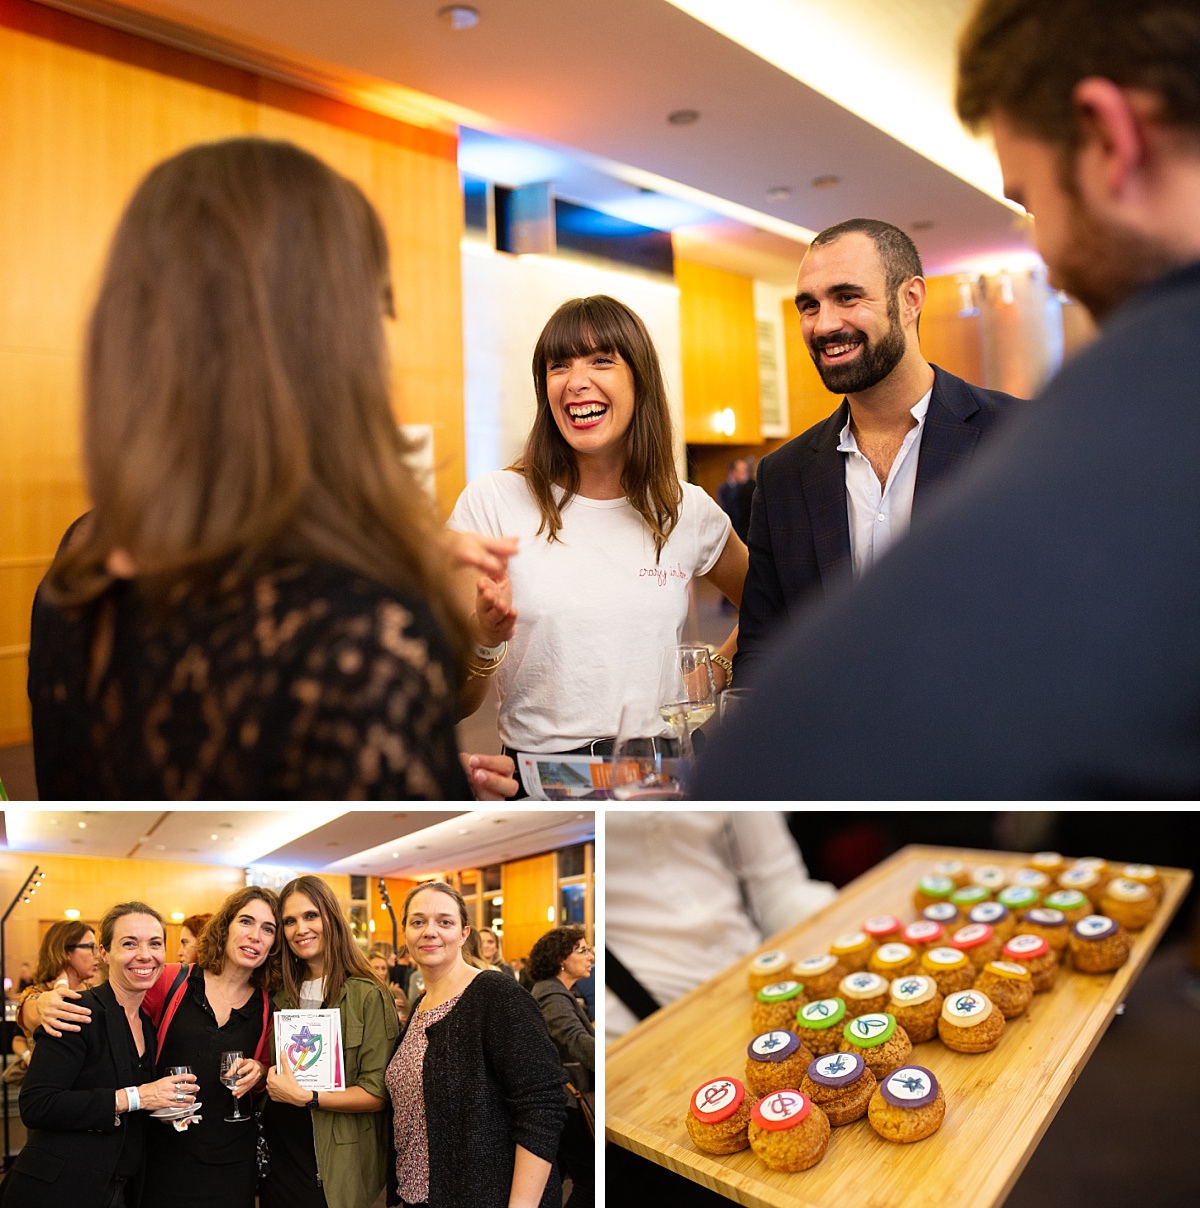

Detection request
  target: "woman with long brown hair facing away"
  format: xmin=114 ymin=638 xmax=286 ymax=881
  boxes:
xmin=451 ymin=295 xmax=747 ymax=761
xmin=385 ymin=881 xmax=565 ymax=1208
xmin=26 ymin=136 xmax=516 ymax=800
xmin=261 ymin=876 xmax=399 ymax=1208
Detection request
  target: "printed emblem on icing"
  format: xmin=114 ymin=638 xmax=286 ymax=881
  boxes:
xmin=918 ymin=876 xmax=955 ymax=896
xmin=757 ymin=980 xmax=803 ymax=1003
xmin=1012 ymin=868 xmax=1049 ymax=888
xmin=751 ymin=950 xmax=790 ymax=974
xmin=1074 ymin=915 xmax=1119 ymax=940
xmin=1004 ymin=933 xmax=1049 ymax=958
xmin=932 ymin=860 xmax=963 ymax=877
xmin=1106 ymin=878 xmax=1149 ymax=902
xmin=1059 ymin=868 xmax=1097 ymax=888
xmin=864 ymin=914 xmax=902 ymax=935
xmin=969 ymin=902 xmax=1008 ymax=925
xmin=950 ymin=886 xmax=988 ymax=905
xmin=985 ymin=961 xmax=1030 ymax=980
xmin=844 ymin=1012 xmax=897 ymax=1047
xmin=951 ymin=923 xmax=992 ymax=947
xmin=798 ymin=998 xmax=846 ymax=1028
xmin=751 ymin=1090 xmax=811 ymax=1131
xmin=1031 ymin=852 xmax=1063 ymax=868
xmin=881 ymin=1065 xmax=939 ymax=1109
xmin=923 ymin=903 xmax=959 ymax=923
xmin=972 ymin=866 xmax=1008 ymax=890
xmin=998 ymin=886 xmax=1039 ymax=907
xmin=808 ymin=1051 xmax=865 ymax=1087
xmin=832 ymin=931 xmax=870 ymax=950
xmin=874 ymin=943 xmax=914 ymax=965
xmin=903 ymin=921 xmax=943 ymax=943
xmin=1122 ymin=864 xmax=1156 ymax=880
xmin=1075 ymin=858 xmax=1107 ymax=872
xmin=925 ymin=947 xmax=967 ymax=966
xmin=690 ymin=1078 xmax=745 ymax=1123
xmin=794 ymin=955 xmax=837 ymax=975
xmin=842 ymin=972 xmax=887 ymax=996
xmin=890 ymin=975 xmax=936 ymax=1006
xmin=1026 ymin=907 xmax=1066 ymax=926
xmin=1044 ymin=888 xmax=1087 ymax=909
xmin=943 ymin=990 xmax=992 ymax=1024
xmin=748 ymin=1030 xmax=802 ymax=1063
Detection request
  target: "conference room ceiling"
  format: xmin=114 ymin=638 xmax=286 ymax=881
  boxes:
xmin=1 ymin=809 xmax=596 ymax=876
xmin=43 ymin=0 xmax=1036 ymax=279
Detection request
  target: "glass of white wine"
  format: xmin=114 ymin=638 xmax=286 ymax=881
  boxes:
xmin=220 ymin=1050 xmax=249 ymax=1123
xmin=657 ymin=645 xmax=717 ymax=732
xmin=610 ymin=702 xmax=692 ymax=800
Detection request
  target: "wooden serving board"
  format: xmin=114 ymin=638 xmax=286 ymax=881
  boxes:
xmin=606 ymin=844 xmax=1192 ymax=1208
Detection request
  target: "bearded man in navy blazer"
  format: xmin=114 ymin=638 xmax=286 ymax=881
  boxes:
xmin=734 ymin=218 xmax=1021 ymax=687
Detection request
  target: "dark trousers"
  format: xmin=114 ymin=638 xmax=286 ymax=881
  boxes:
xmin=558 ymin=1106 xmax=594 ymax=1208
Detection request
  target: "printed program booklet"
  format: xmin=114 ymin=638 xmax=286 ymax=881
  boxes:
xmin=273 ymin=1009 xmax=346 ymax=1092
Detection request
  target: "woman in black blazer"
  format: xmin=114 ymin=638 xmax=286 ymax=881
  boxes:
xmin=0 ymin=902 xmax=196 ymax=1208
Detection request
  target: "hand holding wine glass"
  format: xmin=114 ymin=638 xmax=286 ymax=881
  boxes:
xmin=657 ymin=645 xmax=716 ymax=732
xmin=220 ymin=1050 xmax=250 ymax=1122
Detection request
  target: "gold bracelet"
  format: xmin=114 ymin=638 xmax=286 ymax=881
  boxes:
xmin=467 ymin=642 xmax=508 ymax=680
xmin=711 ymin=651 xmax=733 ymax=690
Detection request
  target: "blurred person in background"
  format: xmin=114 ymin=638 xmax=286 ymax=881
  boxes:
xmin=605 ymin=811 xmax=835 ymax=1042
xmin=478 ymin=927 xmax=515 ymax=978
xmin=176 ymin=915 xmax=211 ymax=965
xmin=528 ymin=927 xmax=595 ymax=1208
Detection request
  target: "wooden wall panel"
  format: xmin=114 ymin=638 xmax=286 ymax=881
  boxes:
xmin=676 ymin=259 xmax=761 ymax=445
xmin=500 ymin=852 xmax=556 ymax=963
xmin=0 ymin=849 xmax=244 ymax=984
xmin=781 ymin=295 xmax=838 ymax=437
xmin=921 ymin=275 xmax=986 ymax=386
xmin=0 ymin=0 xmax=463 ymax=745
xmin=369 ymin=876 xmax=420 ymax=951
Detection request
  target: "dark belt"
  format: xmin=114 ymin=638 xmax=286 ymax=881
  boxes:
xmin=503 ymin=737 xmax=674 ymax=759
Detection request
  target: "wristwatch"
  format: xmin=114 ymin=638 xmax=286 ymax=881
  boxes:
xmin=308 ymin=1090 xmax=320 ymax=1110
xmin=711 ymin=651 xmax=733 ymax=689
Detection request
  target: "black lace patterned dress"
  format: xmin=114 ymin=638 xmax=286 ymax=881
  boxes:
xmin=28 ymin=559 xmax=471 ymax=800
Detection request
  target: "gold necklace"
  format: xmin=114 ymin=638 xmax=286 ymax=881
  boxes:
xmin=209 ymin=974 xmax=252 ymax=1010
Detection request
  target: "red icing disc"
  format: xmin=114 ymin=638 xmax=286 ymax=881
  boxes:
xmin=690 ymin=1078 xmax=746 ymax=1123
xmin=751 ymin=1089 xmax=812 ymax=1131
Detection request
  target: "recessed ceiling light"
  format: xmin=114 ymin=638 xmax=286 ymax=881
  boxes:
xmin=327 ymin=842 xmax=339 ymax=848
xmin=911 ymin=220 xmax=935 ymax=231
xmin=391 ymin=853 xmax=399 ymax=859
xmin=765 ymin=186 xmax=792 ymax=202
xmin=492 ymin=818 xmax=506 ymax=825
xmin=210 ymin=834 xmax=219 ymax=841
xmin=417 ymin=845 xmax=428 ymax=850
xmin=667 ymin=109 xmax=700 ymax=126
xmin=812 ymin=175 xmax=840 ymax=189
xmin=49 ymin=819 xmax=59 ymax=826
xmin=438 ymin=5 xmax=479 ymax=30
xmin=78 ymin=821 xmax=87 ymax=829
xmin=457 ymin=828 xmax=470 ymax=835
xmin=155 ymin=844 xmax=166 ymax=851
xmin=70 ymin=839 xmax=83 ymax=845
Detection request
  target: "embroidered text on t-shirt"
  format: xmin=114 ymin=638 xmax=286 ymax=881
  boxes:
xmin=638 ymin=562 xmax=688 ymax=586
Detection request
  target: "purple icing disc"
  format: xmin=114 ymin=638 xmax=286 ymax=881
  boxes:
xmin=1074 ymin=915 xmax=1119 ymax=940
xmin=880 ymin=1065 xmax=939 ymax=1109
xmin=747 ymin=1030 xmax=802 ymax=1063
xmin=807 ymin=1051 xmax=866 ymax=1088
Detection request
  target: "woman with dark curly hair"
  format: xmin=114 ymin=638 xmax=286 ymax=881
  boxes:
xmin=528 ymin=927 xmax=594 ymax=1208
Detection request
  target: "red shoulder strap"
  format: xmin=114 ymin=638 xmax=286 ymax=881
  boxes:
xmin=153 ymin=963 xmax=193 ymax=1061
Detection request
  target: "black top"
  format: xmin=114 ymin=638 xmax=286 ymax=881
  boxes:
xmin=385 ymin=973 xmax=566 ymax=1208
xmin=28 ymin=554 xmax=471 ymax=800
xmin=701 ymin=262 xmax=1200 ymax=799
xmin=151 ymin=965 xmax=264 ymax=1167
xmin=0 ymin=982 xmax=155 ymax=1208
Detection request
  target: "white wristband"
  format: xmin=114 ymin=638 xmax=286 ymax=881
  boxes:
xmin=473 ymin=640 xmax=506 ymax=660
xmin=125 ymin=1085 xmax=140 ymax=1113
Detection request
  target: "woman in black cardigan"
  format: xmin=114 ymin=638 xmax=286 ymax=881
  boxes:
xmin=384 ymin=882 xmax=565 ymax=1208
xmin=0 ymin=902 xmax=196 ymax=1208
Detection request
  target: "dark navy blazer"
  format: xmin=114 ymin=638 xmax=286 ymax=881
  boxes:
xmin=735 ymin=365 xmax=1021 ymax=687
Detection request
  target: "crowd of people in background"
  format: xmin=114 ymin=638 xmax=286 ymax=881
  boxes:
xmin=1 ymin=879 xmax=594 ymax=1208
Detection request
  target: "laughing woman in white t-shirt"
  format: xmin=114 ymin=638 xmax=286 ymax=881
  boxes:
xmin=451 ymin=295 xmax=747 ymax=762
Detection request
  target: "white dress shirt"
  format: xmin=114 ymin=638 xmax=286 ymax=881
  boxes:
xmin=605 ymin=812 xmax=837 ymax=1042
xmin=839 ymin=389 xmax=932 ymax=575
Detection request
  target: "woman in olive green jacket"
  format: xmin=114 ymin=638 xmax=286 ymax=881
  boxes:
xmin=262 ymin=876 xmax=399 ymax=1208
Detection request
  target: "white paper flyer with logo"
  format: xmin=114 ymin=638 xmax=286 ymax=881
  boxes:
xmin=273 ymin=1009 xmax=346 ymax=1092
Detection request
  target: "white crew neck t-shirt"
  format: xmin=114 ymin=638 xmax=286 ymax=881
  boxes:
xmin=450 ymin=470 xmax=731 ymax=752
